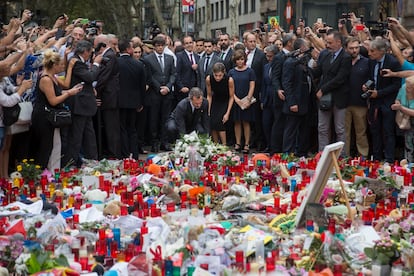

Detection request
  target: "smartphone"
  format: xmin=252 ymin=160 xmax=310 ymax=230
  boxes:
xmin=66 ymin=36 xmax=73 ymax=47
xmin=55 ymin=28 xmax=65 ymax=39
xmin=317 ymin=18 xmax=323 ymax=24
xmin=355 ymin=24 xmax=364 ymax=31
xmin=80 ymin=18 xmax=89 ymax=25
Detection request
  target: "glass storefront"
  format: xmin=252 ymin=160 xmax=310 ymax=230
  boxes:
xmin=277 ymin=0 xmax=399 ymax=31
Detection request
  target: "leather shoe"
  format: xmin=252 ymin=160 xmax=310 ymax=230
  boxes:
xmin=151 ymin=144 xmax=159 ymax=153
xmin=139 ymin=148 xmax=148 ymax=154
xmin=160 ymin=144 xmax=172 ymax=151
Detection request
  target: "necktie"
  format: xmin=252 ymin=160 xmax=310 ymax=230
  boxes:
xmin=204 ymin=56 xmax=210 ymax=73
xmin=330 ymin=52 xmax=335 ymax=64
xmin=189 ymin=53 xmax=194 ymax=64
xmin=158 ymin=55 xmax=164 ymax=72
xmin=220 ymin=52 xmax=225 ymax=59
xmin=376 ymin=61 xmax=382 ymax=87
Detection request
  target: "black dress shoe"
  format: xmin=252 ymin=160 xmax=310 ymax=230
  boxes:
xmin=151 ymin=144 xmax=159 ymax=153
xmin=139 ymin=148 xmax=148 ymax=154
xmin=160 ymin=144 xmax=172 ymax=151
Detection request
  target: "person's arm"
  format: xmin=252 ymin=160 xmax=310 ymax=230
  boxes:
xmin=389 ymin=17 xmax=414 ymax=47
xmin=39 ymin=75 xmax=82 ymax=107
xmin=304 ymin=27 xmax=326 ymax=51
xmin=389 ymin=31 xmax=405 ymax=66
xmin=0 ymin=18 xmax=21 ymax=47
xmin=206 ymin=75 xmax=212 ymax=116
xmin=224 ymin=77 xmax=235 ymax=123
xmin=56 ymin=58 xmax=77 ymax=89
xmin=382 ymin=69 xmax=414 ymax=78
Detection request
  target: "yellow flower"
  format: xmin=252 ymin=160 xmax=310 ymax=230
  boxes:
xmin=17 ymin=165 xmax=22 ymax=172
xmin=29 ymin=159 xmax=34 ymax=162
xmin=22 ymin=159 xmax=28 ymax=163
xmin=35 ymin=165 xmax=41 ymax=169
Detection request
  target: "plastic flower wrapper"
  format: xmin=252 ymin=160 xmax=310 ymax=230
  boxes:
xmin=128 ymin=252 xmax=152 ymax=275
xmin=400 ymin=238 xmax=414 ymax=271
xmin=36 ymin=214 xmax=67 ymax=244
xmin=243 ymin=170 xmax=260 ymax=184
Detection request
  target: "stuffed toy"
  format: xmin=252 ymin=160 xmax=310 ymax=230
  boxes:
xmin=103 ymin=200 xmax=121 ymax=216
xmin=160 ymin=184 xmax=181 ymax=204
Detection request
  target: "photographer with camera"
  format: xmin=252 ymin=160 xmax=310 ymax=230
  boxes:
xmin=364 ymin=38 xmax=401 ymax=162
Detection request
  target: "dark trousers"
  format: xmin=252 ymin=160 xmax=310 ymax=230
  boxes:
xmin=120 ymin=108 xmax=138 ymax=159
xmin=101 ymin=108 xmax=121 ymax=159
xmin=63 ymin=115 xmax=97 ymax=166
xmin=270 ymin=106 xmax=285 ymax=154
xmin=262 ymin=105 xmax=274 ymax=149
xmin=149 ymin=95 xmax=173 ymax=145
xmin=368 ymin=105 xmax=396 ymax=162
xmin=30 ymin=115 xmax=53 ymax=169
xmin=282 ymin=114 xmax=308 ymax=157
xmin=251 ymin=103 xmax=265 ymax=149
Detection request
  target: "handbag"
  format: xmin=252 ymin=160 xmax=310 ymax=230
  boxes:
xmin=3 ymin=103 xmax=21 ymax=126
xmin=45 ymin=106 xmax=72 ymax=128
xmin=396 ymin=110 xmax=411 ymax=130
xmin=319 ymin=93 xmax=332 ymax=111
xmin=16 ymin=101 xmax=33 ymax=125
xmin=239 ymin=96 xmax=257 ymax=110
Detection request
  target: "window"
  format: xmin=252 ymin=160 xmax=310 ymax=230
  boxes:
xmin=251 ymin=0 xmax=256 ymax=12
xmin=220 ymin=1 xmax=224 ymax=19
xmin=226 ymin=0 xmax=229 ymax=18
xmin=244 ymin=0 xmax=248 ymax=14
xmin=215 ymin=2 xmax=219 ymax=21
xmin=211 ymin=3 xmax=214 ymax=21
xmin=238 ymin=1 xmax=241 ymax=15
xmin=202 ymin=7 xmax=205 ymax=23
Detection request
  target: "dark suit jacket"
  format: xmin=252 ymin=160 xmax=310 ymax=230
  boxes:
xmin=249 ymin=48 xmax=266 ymax=99
xmin=175 ymin=51 xmax=199 ymax=92
xmin=270 ymin=50 xmax=288 ymax=108
xmin=197 ymin=53 xmax=221 ymax=93
xmin=143 ymin=52 xmax=176 ymax=99
xmin=261 ymin=63 xmax=273 ymax=107
xmin=169 ymin=97 xmax=210 ymax=135
xmin=117 ymin=54 xmax=146 ymax=109
xmin=221 ymin=48 xmax=234 ymax=72
xmin=95 ymin=48 xmax=120 ymax=109
xmin=67 ymin=56 xmax=99 ymax=116
xmin=282 ymin=56 xmax=311 ymax=115
xmin=313 ymin=48 xmax=352 ymax=109
xmin=368 ymin=53 xmax=401 ymax=108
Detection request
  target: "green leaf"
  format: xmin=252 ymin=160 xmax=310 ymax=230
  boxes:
xmin=55 ymin=254 xmax=70 ymax=267
xmin=377 ymin=253 xmax=390 ymax=265
xmin=364 ymin=247 xmax=376 ymax=259
xmin=27 ymin=253 xmax=41 ymax=273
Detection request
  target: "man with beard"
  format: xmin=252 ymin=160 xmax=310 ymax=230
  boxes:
xmin=219 ymin=33 xmax=234 ymax=71
xmin=344 ymin=37 xmax=370 ymax=157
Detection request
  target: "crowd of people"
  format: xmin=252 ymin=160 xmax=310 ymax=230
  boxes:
xmin=0 ymin=9 xmax=413 ymax=177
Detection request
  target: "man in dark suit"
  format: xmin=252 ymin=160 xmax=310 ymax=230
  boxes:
xmin=143 ymin=35 xmax=176 ymax=152
xmin=63 ymin=40 xmax=100 ymax=167
xmin=197 ymin=39 xmax=221 ymax=96
xmin=94 ymin=34 xmax=121 ymax=159
xmin=166 ymin=87 xmax=210 ymax=139
xmin=313 ymin=31 xmax=352 ymax=155
xmin=175 ymin=35 xmax=199 ymax=104
xmin=117 ymin=38 xmax=146 ymax=159
xmin=282 ymin=38 xmax=313 ymax=157
xmin=245 ymin=32 xmax=267 ymax=151
xmin=219 ymin=33 xmax=234 ymax=72
xmin=364 ymin=38 xmax=401 ymax=162
xmin=269 ymin=33 xmax=296 ymax=154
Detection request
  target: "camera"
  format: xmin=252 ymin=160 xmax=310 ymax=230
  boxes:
xmin=339 ymin=19 xmax=346 ymax=25
xmin=361 ymin=80 xmax=374 ymax=99
xmin=342 ymin=13 xmax=351 ymax=19
xmin=318 ymin=28 xmax=327 ymax=34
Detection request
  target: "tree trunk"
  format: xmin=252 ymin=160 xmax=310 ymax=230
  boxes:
xmin=150 ymin=0 xmax=168 ymax=35
xmin=205 ymin=0 xmax=211 ymax=38
xmin=230 ymin=0 xmax=240 ymax=37
xmin=171 ymin=0 xmax=182 ymax=39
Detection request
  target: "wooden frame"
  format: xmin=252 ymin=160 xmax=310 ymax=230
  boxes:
xmin=295 ymin=142 xmax=352 ymax=227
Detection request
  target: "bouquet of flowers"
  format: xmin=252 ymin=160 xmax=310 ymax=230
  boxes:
xmin=172 ymin=131 xmax=227 ymax=164
xmin=216 ymin=151 xmax=241 ymax=167
xmin=364 ymin=236 xmax=399 ymax=265
xmin=0 ymin=235 xmax=25 ymax=274
xmin=16 ymin=159 xmax=42 ymax=181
